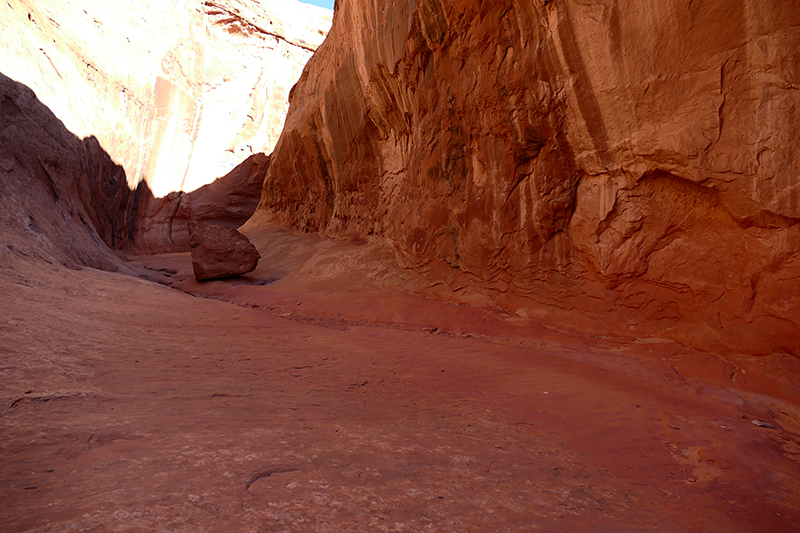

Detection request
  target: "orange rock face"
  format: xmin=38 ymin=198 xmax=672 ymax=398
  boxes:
xmin=258 ymin=0 xmax=800 ymax=355
xmin=1 ymin=70 xmax=266 ymax=260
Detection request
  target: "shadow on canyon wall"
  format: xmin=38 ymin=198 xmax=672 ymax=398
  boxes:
xmin=1 ymin=71 xmax=133 ymax=272
xmin=3 ymin=59 xmax=799 ymax=358
xmin=0 ymin=72 xmax=267 ymax=271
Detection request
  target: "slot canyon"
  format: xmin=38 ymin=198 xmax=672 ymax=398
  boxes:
xmin=1 ymin=0 xmax=799 ymax=531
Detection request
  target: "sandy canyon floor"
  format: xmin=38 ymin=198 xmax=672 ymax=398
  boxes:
xmin=2 ymin=225 xmax=800 ymax=532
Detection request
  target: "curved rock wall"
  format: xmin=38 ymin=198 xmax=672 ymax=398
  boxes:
xmin=0 ymin=0 xmax=331 ymax=196
xmin=1 ymin=73 xmax=133 ymax=271
xmin=258 ymin=0 xmax=800 ymax=355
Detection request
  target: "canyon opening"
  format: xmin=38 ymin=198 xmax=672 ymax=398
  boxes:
xmin=1 ymin=0 xmax=799 ymax=531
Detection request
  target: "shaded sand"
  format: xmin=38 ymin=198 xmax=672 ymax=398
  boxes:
xmin=2 ymin=225 xmax=800 ymax=532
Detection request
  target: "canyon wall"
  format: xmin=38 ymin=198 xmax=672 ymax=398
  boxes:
xmin=257 ymin=0 xmax=800 ymax=355
xmin=0 ymin=73 xmax=133 ymax=271
xmin=0 ymin=0 xmax=330 ymax=196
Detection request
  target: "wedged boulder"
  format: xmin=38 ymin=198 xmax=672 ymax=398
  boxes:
xmin=189 ymin=222 xmax=260 ymax=281
xmin=129 ymin=153 xmax=270 ymax=254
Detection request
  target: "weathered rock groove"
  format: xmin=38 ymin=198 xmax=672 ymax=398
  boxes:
xmin=256 ymin=0 xmax=800 ymax=356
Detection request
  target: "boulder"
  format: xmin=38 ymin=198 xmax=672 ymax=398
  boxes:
xmin=189 ymin=222 xmax=260 ymax=280
xmin=128 ymin=153 xmax=270 ymax=254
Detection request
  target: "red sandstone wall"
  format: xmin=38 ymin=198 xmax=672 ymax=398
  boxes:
xmin=257 ymin=0 xmax=800 ymax=355
xmin=0 ymin=73 xmax=133 ymax=271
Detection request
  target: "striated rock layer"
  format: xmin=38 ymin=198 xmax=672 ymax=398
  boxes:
xmin=257 ymin=0 xmax=800 ymax=355
xmin=0 ymin=0 xmax=331 ymax=196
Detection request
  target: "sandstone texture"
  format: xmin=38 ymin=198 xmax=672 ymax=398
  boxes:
xmin=0 ymin=72 xmax=134 ymax=272
xmin=258 ymin=0 xmax=800 ymax=355
xmin=1 ymin=71 xmax=266 ymax=261
xmin=2 ymin=4 xmax=799 ymax=525
xmin=189 ymin=221 xmax=260 ymax=280
xmin=0 ymin=0 xmax=330 ymax=196
xmin=130 ymin=153 xmax=270 ymax=254
xmin=5 ymin=247 xmax=800 ymax=532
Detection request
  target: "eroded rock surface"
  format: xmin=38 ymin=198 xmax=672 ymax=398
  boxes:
xmin=5 ymin=247 xmax=800 ymax=532
xmin=0 ymin=72 xmax=133 ymax=271
xmin=189 ymin=221 xmax=260 ymax=280
xmin=1 ymin=69 xmax=268 ymax=259
xmin=257 ymin=0 xmax=800 ymax=355
xmin=0 ymin=0 xmax=331 ymax=196
xmin=130 ymin=153 xmax=270 ymax=254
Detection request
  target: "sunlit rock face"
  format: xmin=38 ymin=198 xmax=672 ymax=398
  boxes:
xmin=0 ymin=0 xmax=331 ymax=196
xmin=258 ymin=0 xmax=800 ymax=355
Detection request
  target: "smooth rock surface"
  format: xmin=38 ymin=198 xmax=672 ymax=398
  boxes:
xmin=0 ymin=0 xmax=331 ymax=196
xmin=257 ymin=0 xmax=800 ymax=355
xmin=189 ymin=221 xmax=260 ymax=280
xmin=3 ymin=224 xmax=800 ymax=533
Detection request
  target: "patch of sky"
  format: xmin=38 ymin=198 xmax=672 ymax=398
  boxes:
xmin=298 ymin=0 xmax=334 ymax=11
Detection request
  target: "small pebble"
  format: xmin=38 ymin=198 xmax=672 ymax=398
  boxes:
xmin=751 ymin=419 xmax=776 ymax=429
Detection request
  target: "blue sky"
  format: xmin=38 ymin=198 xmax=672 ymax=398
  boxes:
xmin=298 ymin=0 xmax=334 ymax=10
